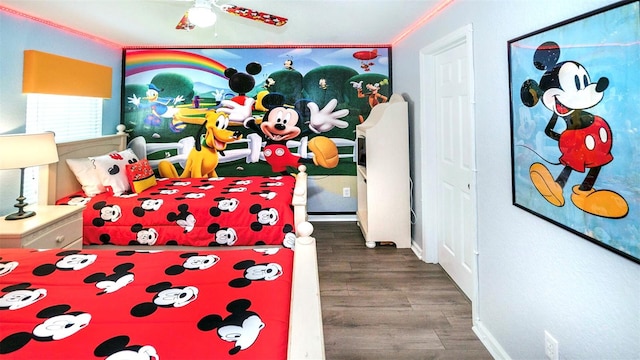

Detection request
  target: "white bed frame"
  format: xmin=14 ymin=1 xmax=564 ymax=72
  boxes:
xmin=40 ymin=131 xmax=324 ymax=359
xmin=42 ymin=130 xmax=309 ymax=228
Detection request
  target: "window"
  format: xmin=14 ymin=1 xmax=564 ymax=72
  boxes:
xmin=24 ymin=94 xmax=103 ymax=204
xmin=26 ymin=94 xmax=103 ymax=142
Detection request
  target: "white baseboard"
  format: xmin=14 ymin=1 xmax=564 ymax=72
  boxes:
xmin=472 ymin=320 xmax=510 ymax=360
xmin=307 ymin=214 xmax=357 ymax=222
xmin=410 ymin=242 xmax=423 ymax=260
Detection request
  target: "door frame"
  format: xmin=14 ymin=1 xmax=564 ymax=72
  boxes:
xmin=419 ymin=24 xmax=478 ymax=305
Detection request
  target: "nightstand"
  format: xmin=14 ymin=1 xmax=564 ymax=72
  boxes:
xmin=0 ymin=205 xmax=83 ymax=249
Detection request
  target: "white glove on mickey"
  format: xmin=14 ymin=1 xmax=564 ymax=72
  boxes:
xmin=308 ymin=99 xmax=349 ymax=134
xmin=218 ymin=97 xmax=256 ymax=125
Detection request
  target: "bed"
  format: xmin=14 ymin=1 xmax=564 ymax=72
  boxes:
xmin=28 ymin=131 xmax=324 ymax=359
xmin=43 ymin=131 xmax=309 ymax=248
xmin=0 ymin=223 xmax=323 ymax=359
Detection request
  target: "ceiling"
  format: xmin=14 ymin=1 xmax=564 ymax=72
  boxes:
xmin=0 ymin=0 xmax=446 ymax=48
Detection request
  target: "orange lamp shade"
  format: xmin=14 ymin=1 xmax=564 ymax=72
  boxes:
xmin=22 ymin=50 xmax=112 ymax=98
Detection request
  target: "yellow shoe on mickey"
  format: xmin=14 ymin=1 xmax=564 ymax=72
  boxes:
xmin=308 ymin=136 xmax=339 ymax=168
xmin=570 ymin=185 xmax=629 ymax=219
xmin=529 ymin=162 xmax=564 ymax=206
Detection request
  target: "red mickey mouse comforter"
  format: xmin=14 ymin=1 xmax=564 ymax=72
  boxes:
xmin=58 ymin=175 xmax=297 ymax=247
xmin=0 ymin=247 xmax=293 ymax=359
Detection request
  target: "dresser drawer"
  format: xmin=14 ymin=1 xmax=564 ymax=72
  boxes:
xmin=22 ymin=213 xmax=83 ymax=249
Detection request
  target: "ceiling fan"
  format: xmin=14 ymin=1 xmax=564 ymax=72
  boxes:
xmin=175 ymin=0 xmax=288 ymax=30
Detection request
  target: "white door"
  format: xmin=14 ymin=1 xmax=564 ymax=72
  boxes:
xmin=420 ymin=25 xmax=477 ymax=299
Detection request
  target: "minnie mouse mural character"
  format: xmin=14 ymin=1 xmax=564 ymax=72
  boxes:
xmin=520 ymin=41 xmax=628 ymax=218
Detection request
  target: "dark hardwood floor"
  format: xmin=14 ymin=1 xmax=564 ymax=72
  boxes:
xmin=312 ymin=221 xmax=493 ymax=360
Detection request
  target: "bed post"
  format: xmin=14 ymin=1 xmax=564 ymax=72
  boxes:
xmin=288 ymin=221 xmax=325 ymax=359
xmin=292 ymin=165 xmax=308 ymax=227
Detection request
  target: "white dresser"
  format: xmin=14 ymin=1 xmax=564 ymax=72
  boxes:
xmin=355 ymin=94 xmax=411 ymax=248
xmin=0 ymin=205 xmax=83 ymax=249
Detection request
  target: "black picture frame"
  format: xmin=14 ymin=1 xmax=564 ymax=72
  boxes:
xmin=508 ymin=0 xmax=640 ymax=264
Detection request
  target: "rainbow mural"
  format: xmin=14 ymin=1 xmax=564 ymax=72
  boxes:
xmin=125 ymin=49 xmax=227 ymax=78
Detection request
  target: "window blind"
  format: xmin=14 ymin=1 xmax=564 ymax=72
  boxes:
xmin=24 ymin=94 xmax=103 ymax=204
xmin=26 ymin=94 xmax=102 ymax=142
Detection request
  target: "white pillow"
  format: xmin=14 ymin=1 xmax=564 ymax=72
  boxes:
xmin=66 ymin=157 xmax=106 ymax=197
xmin=90 ymin=149 xmax=140 ymax=195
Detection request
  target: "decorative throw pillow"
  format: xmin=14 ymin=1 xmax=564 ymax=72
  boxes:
xmin=126 ymin=159 xmax=157 ymax=193
xmin=91 ymin=148 xmax=140 ymax=195
xmin=66 ymin=157 xmax=106 ymax=197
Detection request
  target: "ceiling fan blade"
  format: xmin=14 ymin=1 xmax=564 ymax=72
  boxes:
xmin=221 ymin=4 xmax=288 ymax=27
xmin=176 ymin=12 xmax=196 ymax=30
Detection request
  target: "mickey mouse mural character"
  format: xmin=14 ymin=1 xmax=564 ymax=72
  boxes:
xmin=520 ymin=41 xmax=628 ymax=218
xmin=214 ymin=61 xmax=347 ymax=175
xmin=244 ymin=93 xmax=346 ymax=175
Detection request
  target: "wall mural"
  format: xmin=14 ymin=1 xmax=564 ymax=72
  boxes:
xmin=121 ymin=47 xmax=391 ymax=178
xmin=508 ymin=0 xmax=640 ymax=263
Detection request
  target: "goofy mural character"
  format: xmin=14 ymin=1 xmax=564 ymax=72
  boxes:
xmin=520 ymin=41 xmax=628 ymax=219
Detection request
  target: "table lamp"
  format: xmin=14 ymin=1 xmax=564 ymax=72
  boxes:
xmin=0 ymin=132 xmax=59 ymax=220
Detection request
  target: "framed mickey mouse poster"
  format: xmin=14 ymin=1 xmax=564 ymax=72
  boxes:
xmin=508 ymin=0 xmax=640 ymax=264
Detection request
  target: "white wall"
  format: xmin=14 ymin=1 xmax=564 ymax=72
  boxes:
xmin=393 ymin=0 xmax=640 ymax=359
xmin=0 ymin=12 xmax=123 ymax=216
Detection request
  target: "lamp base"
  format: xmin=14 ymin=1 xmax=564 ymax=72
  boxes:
xmin=5 ymin=210 xmax=36 ymax=221
xmin=5 ymin=188 xmax=34 ymax=221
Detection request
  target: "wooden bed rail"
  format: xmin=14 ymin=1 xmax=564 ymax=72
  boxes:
xmin=292 ymin=165 xmax=309 ymax=226
xmin=288 ymin=221 xmax=325 ymax=359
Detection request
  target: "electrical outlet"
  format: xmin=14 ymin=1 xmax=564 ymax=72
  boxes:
xmin=342 ymin=187 xmax=351 ymax=197
xmin=544 ymin=331 xmax=559 ymax=360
